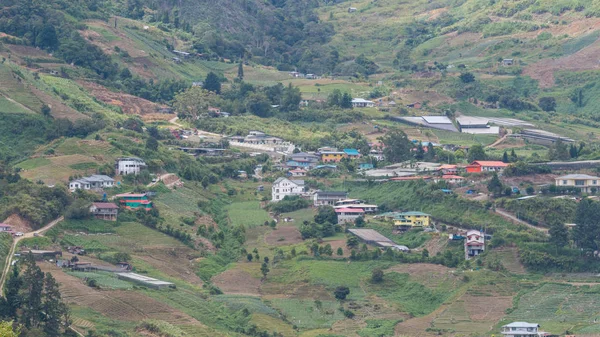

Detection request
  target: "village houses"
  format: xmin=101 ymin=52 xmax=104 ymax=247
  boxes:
xmin=464 ymin=229 xmax=485 ymax=260
xmin=313 ymin=191 xmax=349 ymax=206
xmin=116 ymin=157 xmax=146 ymax=175
xmin=335 ymin=208 xmax=364 ymax=223
xmin=500 ymin=322 xmax=547 ymax=337
xmin=115 ymin=193 xmax=153 ymax=210
xmin=465 ymin=161 xmax=509 ymax=173
xmin=393 ymin=212 xmax=431 ymax=231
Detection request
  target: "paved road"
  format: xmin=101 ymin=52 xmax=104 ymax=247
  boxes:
xmin=0 ymin=216 xmax=64 ymax=293
xmin=495 ymin=209 xmax=548 ymax=234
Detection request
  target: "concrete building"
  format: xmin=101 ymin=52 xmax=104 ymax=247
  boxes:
xmin=116 ymin=157 xmax=146 ymax=175
xmin=69 ymin=175 xmax=115 ymax=191
xmin=465 ymin=230 xmax=485 ymax=260
xmin=313 ymin=191 xmax=349 ymax=206
xmin=351 ymin=98 xmax=375 ymax=108
xmin=271 ymin=177 xmax=305 ymax=202
xmin=335 ymin=208 xmax=365 ymax=223
xmin=89 ymin=202 xmax=119 ymax=221
xmin=500 ymin=322 xmax=546 ymax=337
xmin=555 ymin=174 xmax=600 ymax=193
xmin=466 ymin=161 xmax=509 ymax=173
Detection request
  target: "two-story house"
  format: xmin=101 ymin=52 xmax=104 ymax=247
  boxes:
xmin=465 ymin=161 xmax=509 ymax=173
xmin=271 ymin=177 xmax=305 ymax=202
xmin=115 ymin=193 xmax=153 ymax=210
xmin=286 ymin=152 xmax=319 ymax=169
xmin=393 ymin=212 xmax=430 ymax=230
xmin=335 ymin=208 xmax=365 ymax=223
xmin=116 ymin=157 xmax=146 ymax=175
xmin=89 ymin=202 xmax=119 ymax=221
xmin=320 ymin=151 xmax=346 ymax=163
xmin=465 ymin=229 xmax=485 ymax=259
xmin=555 ymin=174 xmax=600 ymax=193
xmin=501 ymin=322 xmax=545 ymax=337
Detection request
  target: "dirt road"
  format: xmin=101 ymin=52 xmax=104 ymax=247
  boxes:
xmin=0 ymin=216 xmax=64 ymax=293
xmin=495 ymin=209 xmax=548 ymax=234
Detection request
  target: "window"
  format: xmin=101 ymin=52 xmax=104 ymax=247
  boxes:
xmin=563 ymin=180 xmax=567 ymax=185
xmin=575 ymin=180 xmax=585 ymax=186
xmin=594 ymin=180 xmax=597 ymax=185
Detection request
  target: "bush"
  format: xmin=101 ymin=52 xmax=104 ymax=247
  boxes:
xmin=64 ymin=199 xmax=91 ymax=220
xmin=334 ymin=286 xmax=350 ymax=300
xmin=371 ymin=268 xmax=384 ymax=283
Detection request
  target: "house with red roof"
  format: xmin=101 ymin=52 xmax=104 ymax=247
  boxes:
xmin=115 ymin=193 xmax=153 ymax=210
xmin=466 ymin=161 xmax=509 ymax=173
xmin=89 ymin=202 xmax=119 ymax=221
xmin=335 ymin=208 xmax=365 ymax=224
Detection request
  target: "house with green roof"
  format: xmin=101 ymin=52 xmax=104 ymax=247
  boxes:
xmin=115 ymin=193 xmax=153 ymax=210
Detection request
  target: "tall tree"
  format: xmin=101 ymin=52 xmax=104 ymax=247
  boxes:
xmin=510 ymin=149 xmax=517 ymax=162
xmin=281 ymin=83 xmax=301 ymax=112
xmin=425 ymin=142 xmax=435 ymax=160
xmin=502 ymin=151 xmax=509 ymax=163
xmin=548 ymin=220 xmax=569 ymax=249
xmin=414 ymin=142 xmax=425 ymax=160
xmin=237 ymin=62 xmax=244 ymax=80
xmin=487 ymin=173 xmax=503 ymax=196
xmin=42 ymin=273 xmax=68 ymax=337
xmin=2 ymin=266 xmax=22 ymax=319
xmin=574 ymin=199 xmax=600 ymax=250
xmin=203 ymin=72 xmax=221 ymax=94
xmin=548 ymin=139 xmax=569 ymax=161
xmin=314 ymin=206 xmax=337 ymax=225
xmin=341 ymin=93 xmax=353 ymax=109
xmin=20 ymin=253 xmax=44 ymax=329
xmin=380 ymin=129 xmax=412 ymax=163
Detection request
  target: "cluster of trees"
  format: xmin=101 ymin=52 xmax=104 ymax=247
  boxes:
xmin=548 ymin=139 xmax=586 ymax=161
xmin=326 ymin=89 xmax=353 ymax=109
xmin=0 ymin=254 xmax=71 ymax=337
xmin=299 ymin=206 xmax=340 ymax=239
xmin=174 ymin=79 xmax=301 ymax=119
xmin=268 ymin=196 xmax=311 ymax=213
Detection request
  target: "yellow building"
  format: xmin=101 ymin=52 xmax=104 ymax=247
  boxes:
xmin=393 ymin=212 xmax=430 ymax=230
xmin=321 ymin=151 xmax=346 ymax=163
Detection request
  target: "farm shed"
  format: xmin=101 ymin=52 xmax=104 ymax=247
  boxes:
xmin=116 ymin=272 xmax=175 ymax=289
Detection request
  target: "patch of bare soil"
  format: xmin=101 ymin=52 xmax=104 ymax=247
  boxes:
xmin=261 ymin=282 xmax=333 ymax=300
xmin=29 ymin=86 xmax=89 ymax=121
xmin=38 ymin=263 xmax=202 ymax=325
xmin=2 ymin=214 xmax=33 ymax=233
xmin=264 ymin=226 xmax=303 ymax=246
xmin=135 ymin=247 xmax=204 ymax=286
xmin=502 ymin=173 xmax=556 ymax=187
xmin=462 ymin=294 xmax=512 ymax=321
xmin=212 ymin=269 xmax=261 ymax=296
xmin=79 ymin=81 xmax=171 ymax=120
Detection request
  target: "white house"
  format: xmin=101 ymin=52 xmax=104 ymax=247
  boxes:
xmin=500 ymin=322 xmax=545 ymax=337
xmin=352 ymin=98 xmax=375 ymax=108
xmin=69 ymin=175 xmax=115 ymax=191
xmin=555 ymin=174 xmax=600 ymax=193
xmin=271 ymin=177 xmax=305 ymax=202
xmin=116 ymin=157 xmax=146 ymax=175
xmin=335 ymin=208 xmax=364 ymax=223
xmin=464 ymin=229 xmax=485 ymax=260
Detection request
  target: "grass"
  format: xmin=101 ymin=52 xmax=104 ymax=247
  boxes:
xmin=57 ymin=218 xmax=121 ymax=234
xmin=0 ymin=63 xmax=45 ymax=113
xmin=226 ymin=201 xmax=272 ymax=227
xmin=213 ymin=295 xmax=279 ymax=316
xmin=358 ymin=319 xmax=402 ymax=337
xmin=251 ymin=313 xmax=296 ymax=337
xmin=268 ymin=298 xmax=346 ymax=330
xmin=69 ymin=162 xmax=99 ymax=170
xmin=67 ymin=271 xmax=134 ymax=289
xmin=280 ymin=208 xmax=316 ymax=226
xmin=16 ymin=157 xmax=51 ymax=170
xmin=18 ymin=236 xmax=53 ymax=249
xmin=562 ymin=30 xmax=600 ymax=56
xmin=0 ymin=95 xmax=31 ymax=114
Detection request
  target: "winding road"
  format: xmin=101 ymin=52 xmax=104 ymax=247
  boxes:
xmin=495 ymin=209 xmax=548 ymax=234
xmin=0 ymin=216 xmax=64 ymax=293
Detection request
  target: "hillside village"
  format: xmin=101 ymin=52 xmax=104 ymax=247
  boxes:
xmin=4 ymin=0 xmax=600 ymax=337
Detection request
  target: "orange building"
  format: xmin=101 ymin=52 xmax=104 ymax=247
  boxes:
xmin=321 ymin=151 xmax=346 ymax=163
xmin=466 ymin=161 xmax=509 ymax=173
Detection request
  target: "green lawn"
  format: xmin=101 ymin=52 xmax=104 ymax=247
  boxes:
xmin=67 ymin=271 xmax=134 ymax=289
xmin=16 ymin=157 xmax=51 ymax=170
xmin=226 ymin=201 xmax=272 ymax=227
xmin=269 ymin=298 xmax=346 ymax=330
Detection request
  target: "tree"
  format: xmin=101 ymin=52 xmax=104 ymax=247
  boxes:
xmin=43 ymin=273 xmax=68 ymax=337
xmin=380 ymin=129 xmax=413 ymax=163
xmin=64 ymin=199 xmax=90 ymax=220
xmin=146 ymin=137 xmax=159 ymax=151
xmin=526 ymin=186 xmax=535 ymax=195
xmin=502 ymin=151 xmax=509 ymax=163
xmin=328 ymin=89 xmax=342 ymax=107
xmin=422 ymin=249 xmax=429 ymax=258
xmin=35 ymin=24 xmax=59 ymax=50
xmin=41 ymin=105 xmax=51 ymax=117
xmin=487 ymin=173 xmax=504 ymax=196
xmin=245 ymin=92 xmax=272 ymax=117
xmin=336 ymin=247 xmax=343 ymax=256
xmin=354 ymin=216 xmax=365 ymax=227
xmin=247 ymin=253 xmax=253 ymax=262
xmin=172 ymin=87 xmax=219 ymax=119
xmin=0 ymin=321 xmax=20 ymax=337
xmin=346 ymin=236 xmax=359 ymax=248
xmin=548 ymin=220 xmax=569 ymax=249
xmin=371 ymin=268 xmax=384 ymax=283
xmin=459 ymin=72 xmax=475 ymax=83
xmin=415 ymin=142 xmax=425 ymax=160
xmin=333 ymin=286 xmax=350 ymax=300
xmin=21 ymin=253 xmax=44 ymax=329
xmin=2 ymin=266 xmax=22 ymax=319
xmin=510 ymin=149 xmax=517 ymax=162
xmin=341 ymin=93 xmax=353 ymax=109
xmin=574 ymin=199 xmax=600 ymax=250
xmin=260 ymin=262 xmax=270 ymax=279
xmin=504 ymin=187 xmax=513 ymax=196
xmin=314 ymin=206 xmax=337 ymax=225
xmin=237 ymin=62 xmax=244 ymax=80
xmin=538 ymin=97 xmax=556 ymax=112
xmin=281 ymin=83 xmax=301 ymax=112
xmin=203 ymin=72 xmax=221 ymax=94
xmin=467 ymin=144 xmax=487 ymax=162
xmin=548 ymin=139 xmax=569 ymax=161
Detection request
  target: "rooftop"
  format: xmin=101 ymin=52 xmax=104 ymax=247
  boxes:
xmin=335 ymin=208 xmax=365 ymax=213
xmin=502 ymin=322 xmax=539 ymax=328
xmin=115 ymin=193 xmax=147 ymax=198
xmin=352 ymin=98 xmax=374 ymax=103
xmin=556 ymin=174 xmax=600 ymax=180
xmin=348 ymin=229 xmax=393 ymax=243
xmin=91 ymin=202 xmax=119 ymax=209
xmin=471 ymin=161 xmax=509 ymax=167
xmin=397 ymin=211 xmax=430 ymax=216
xmin=422 ymin=116 xmax=453 ymax=124
xmin=343 ymin=148 xmax=360 ymax=156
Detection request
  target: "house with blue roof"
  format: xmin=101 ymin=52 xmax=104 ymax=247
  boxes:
xmin=343 ymin=148 xmax=361 ymax=159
